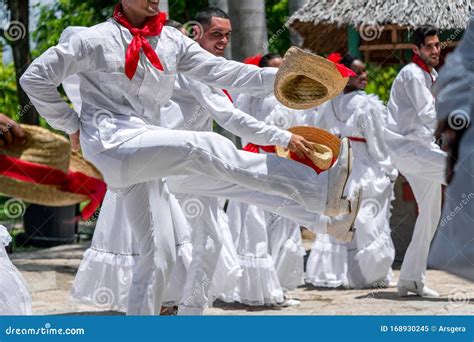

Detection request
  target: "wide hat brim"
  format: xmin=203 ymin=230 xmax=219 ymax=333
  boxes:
xmin=275 ymin=47 xmax=349 ymax=110
xmin=276 ymin=126 xmax=341 ymax=171
xmin=0 ymin=125 xmax=103 ymax=207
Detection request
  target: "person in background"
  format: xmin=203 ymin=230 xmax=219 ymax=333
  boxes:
xmin=384 ymin=25 xmax=447 ymax=298
xmin=305 ymin=53 xmax=396 ymax=290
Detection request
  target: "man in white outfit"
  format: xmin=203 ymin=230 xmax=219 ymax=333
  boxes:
xmin=385 ymin=25 xmax=448 ymax=297
xmin=20 ymin=0 xmax=357 ymax=315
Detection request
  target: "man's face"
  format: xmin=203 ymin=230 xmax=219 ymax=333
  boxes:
xmin=195 ymin=17 xmax=232 ymax=57
xmin=121 ymin=0 xmax=160 ymax=18
xmin=346 ymin=60 xmax=368 ymax=92
xmin=415 ymin=35 xmax=441 ymax=68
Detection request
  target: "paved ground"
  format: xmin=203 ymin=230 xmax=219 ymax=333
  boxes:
xmin=10 ymin=243 xmax=474 ymax=316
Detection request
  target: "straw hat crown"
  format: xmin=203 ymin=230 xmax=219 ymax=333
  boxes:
xmin=275 ymin=47 xmax=349 ymax=110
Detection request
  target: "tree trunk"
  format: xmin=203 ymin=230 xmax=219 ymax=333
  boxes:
xmin=228 ymin=0 xmax=268 ymax=61
xmin=4 ymin=0 xmax=38 ymax=124
xmin=288 ymin=0 xmax=306 ymax=47
xmin=208 ymin=0 xmax=232 ymax=60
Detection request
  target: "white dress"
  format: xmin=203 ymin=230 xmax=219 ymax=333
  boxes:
xmin=0 ymin=225 xmax=32 ymax=315
xmin=305 ymin=91 xmax=396 ymax=289
xmin=226 ymin=94 xmax=307 ymax=305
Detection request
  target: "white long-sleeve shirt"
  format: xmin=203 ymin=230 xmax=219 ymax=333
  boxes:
xmin=20 ymin=19 xmax=277 ymax=150
xmin=385 ymin=62 xmax=438 ymax=155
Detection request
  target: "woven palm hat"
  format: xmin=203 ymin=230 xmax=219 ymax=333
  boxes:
xmin=276 ymin=126 xmax=341 ymax=171
xmin=0 ymin=124 xmax=103 ymax=207
xmin=275 ymin=47 xmax=349 ymax=110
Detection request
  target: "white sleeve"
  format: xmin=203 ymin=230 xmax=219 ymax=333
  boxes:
xmin=19 ymin=34 xmax=90 ymax=134
xmin=405 ymin=76 xmax=437 ymax=130
xmin=186 ymin=79 xmax=291 ymax=147
xmin=176 ymin=34 xmax=276 ymax=97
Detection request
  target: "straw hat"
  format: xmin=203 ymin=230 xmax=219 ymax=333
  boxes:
xmin=274 ymin=47 xmax=349 ymax=110
xmin=0 ymin=125 xmax=103 ymax=207
xmin=276 ymin=126 xmax=341 ymax=171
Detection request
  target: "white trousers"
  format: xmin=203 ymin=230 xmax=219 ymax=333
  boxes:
xmin=393 ymin=142 xmax=447 ymax=284
xmin=81 ymin=128 xmax=329 ymax=315
xmin=177 ymin=195 xmax=223 ymax=315
xmin=167 ymin=175 xmax=326 ymax=234
xmin=84 ymin=128 xmax=329 ymax=214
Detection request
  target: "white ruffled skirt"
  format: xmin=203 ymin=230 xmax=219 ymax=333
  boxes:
xmin=306 ymin=175 xmax=395 ymax=289
xmin=227 ymin=202 xmax=284 ymax=306
xmin=267 ymin=215 xmax=305 ymax=291
xmin=71 ymin=187 xmax=193 ymax=311
xmin=0 ymin=226 xmax=32 ymax=315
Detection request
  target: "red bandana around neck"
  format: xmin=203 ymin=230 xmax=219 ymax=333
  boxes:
xmin=412 ymin=54 xmax=435 ymax=83
xmin=113 ymin=4 xmax=167 ymax=80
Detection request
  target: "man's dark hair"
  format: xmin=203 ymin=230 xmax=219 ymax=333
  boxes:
xmin=165 ymin=19 xmax=183 ymax=31
xmin=412 ymin=25 xmax=439 ymax=47
xmin=195 ymin=7 xmax=230 ymax=28
xmin=259 ymin=53 xmax=282 ymax=67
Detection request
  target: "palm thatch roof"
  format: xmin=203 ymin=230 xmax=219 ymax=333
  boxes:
xmin=288 ymin=0 xmax=472 ymax=30
xmin=287 ymin=0 xmax=472 ymax=57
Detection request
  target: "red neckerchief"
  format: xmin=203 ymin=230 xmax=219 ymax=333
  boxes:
xmin=0 ymin=154 xmax=106 ymax=220
xmin=412 ymin=54 xmax=435 ymax=83
xmin=113 ymin=4 xmax=167 ymax=80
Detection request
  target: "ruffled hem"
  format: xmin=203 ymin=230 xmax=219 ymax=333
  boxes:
xmin=274 ymin=239 xmax=305 ymax=291
xmin=72 ymin=242 xmax=193 ymax=312
xmin=233 ymin=254 xmax=284 ymax=306
xmin=305 ymin=230 xmax=395 ymax=289
xmin=209 ymin=264 xmax=242 ymax=304
xmin=70 ymin=247 xmax=137 ymax=312
xmin=305 ymin=235 xmax=349 ymax=288
xmin=0 ymin=265 xmax=32 ymax=315
xmin=350 ymin=231 xmax=395 ymax=288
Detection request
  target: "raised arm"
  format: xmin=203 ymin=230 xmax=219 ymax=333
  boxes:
xmin=184 ymin=77 xmax=291 ymax=147
xmin=19 ymin=34 xmax=91 ymax=134
xmin=176 ymin=34 xmax=276 ymax=97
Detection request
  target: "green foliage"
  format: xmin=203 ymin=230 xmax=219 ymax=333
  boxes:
xmin=0 ymin=47 xmax=19 ymax=118
xmin=168 ymin=0 xmax=209 ymax=23
xmin=365 ymin=65 xmax=399 ymax=104
xmin=265 ymin=0 xmax=291 ymax=55
xmin=32 ymin=0 xmax=114 ymax=56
